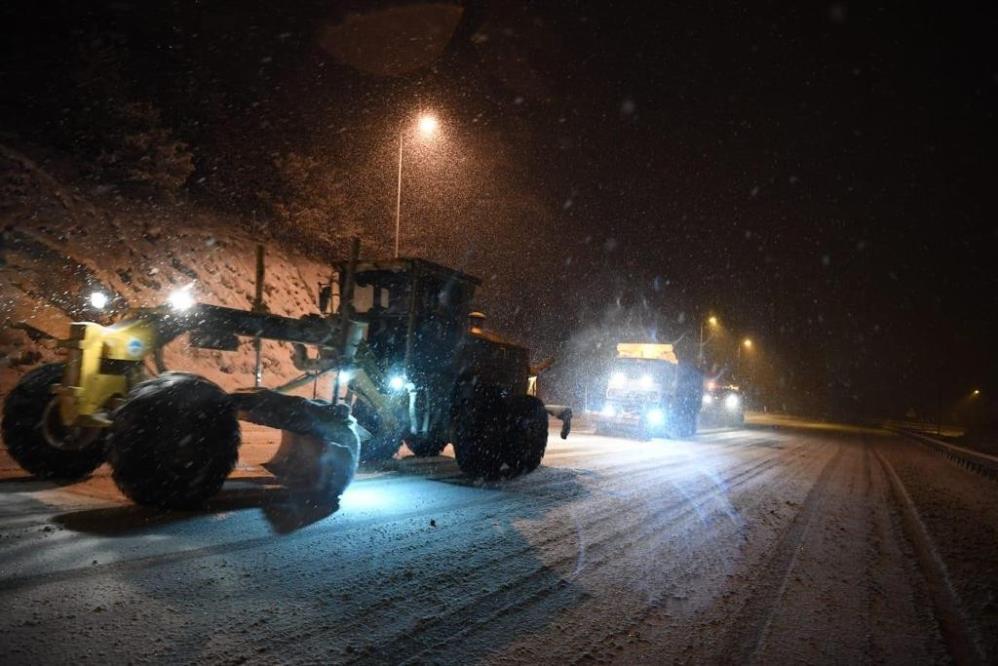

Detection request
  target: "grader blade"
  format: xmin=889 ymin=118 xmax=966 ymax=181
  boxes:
xmin=232 ymin=390 xmax=367 ymax=498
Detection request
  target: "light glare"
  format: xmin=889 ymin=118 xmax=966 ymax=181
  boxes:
xmin=168 ymin=286 xmax=195 ymax=311
xmin=417 ymin=114 xmax=439 ymax=137
xmin=89 ymin=291 xmax=109 ymax=310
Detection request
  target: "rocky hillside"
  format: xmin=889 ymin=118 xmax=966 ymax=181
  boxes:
xmin=0 ymin=145 xmax=339 ymax=400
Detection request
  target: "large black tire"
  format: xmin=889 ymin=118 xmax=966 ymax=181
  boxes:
xmin=452 ymin=385 xmax=507 ymax=480
xmin=107 ymin=373 xmax=239 ymax=509
xmin=1 ymin=363 xmax=106 ymax=479
xmin=406 ymin=436 xmax=447 ymax=457
xmin=352 ymin=398 xmax=404 ymax=464
xmin=504 ymin=395 xmax=548 ymax=476
xmin=672 ymin=407 xmax=698 ymax=439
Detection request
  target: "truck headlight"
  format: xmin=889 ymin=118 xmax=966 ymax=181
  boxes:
xmin=601 ymin=404 xmax=617 ymax=417
xmin=725 ymin=394 xmax=741 ymax=410
xmin=702 ymin=394 xmax=713 ymax=405
xmin=609 ymin=372 xmax=627 ymax=389
xmin=646 ymin=408 xmax=665 ymax=425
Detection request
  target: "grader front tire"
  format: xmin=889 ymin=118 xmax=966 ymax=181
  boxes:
xmin=1 ymin=363 xmax=106 ymax=480
xmin=108 ymin=373 xmax=239 ymax=509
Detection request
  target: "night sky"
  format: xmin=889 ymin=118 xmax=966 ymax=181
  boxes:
xmin=2 ymin=1 xmax=996 ymax=418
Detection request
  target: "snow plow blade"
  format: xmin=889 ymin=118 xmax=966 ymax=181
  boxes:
xmin=232 ymin=390 xmax=368 ymax=499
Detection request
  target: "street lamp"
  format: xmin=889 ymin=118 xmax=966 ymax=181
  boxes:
xmin=395 ymin=112 xmax=440 ymax=259
xmin=417 ymin=114 xmax=439 ymax=136
xmin=698 ymin=315 xmax=720 ymax=366
xmin=736 ymin=337 xmax=754 ymax=379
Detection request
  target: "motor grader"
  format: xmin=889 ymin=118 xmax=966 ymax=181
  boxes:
xmin=1 ymin=241 xmax=571 ymax=508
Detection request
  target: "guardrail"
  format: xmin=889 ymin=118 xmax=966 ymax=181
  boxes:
xmin=888 ymin=426 xmax=998 ymax=480
xmin=881 ymin=419 xmax=965 ymax=438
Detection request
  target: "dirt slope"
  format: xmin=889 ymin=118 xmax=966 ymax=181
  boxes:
xmin=0 ymin=145 xmax=336 ymax=399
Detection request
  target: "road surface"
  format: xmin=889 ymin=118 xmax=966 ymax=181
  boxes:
xmin=1 ymin=416 xmax=996 ymax=664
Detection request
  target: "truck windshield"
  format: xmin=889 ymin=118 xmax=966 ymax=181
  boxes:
xmin=608 ymin=358 xmax=676 ymax=392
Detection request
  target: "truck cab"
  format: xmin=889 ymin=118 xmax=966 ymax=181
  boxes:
xmin=595 ymin=343 xmax=702 ymax=440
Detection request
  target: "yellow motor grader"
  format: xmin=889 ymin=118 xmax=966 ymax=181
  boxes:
xmin=1 ymin=242 xmax=571 ymax=508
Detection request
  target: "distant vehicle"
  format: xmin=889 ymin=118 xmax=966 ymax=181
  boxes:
xmin=595 ymin=343 xmax=703 ymax=440
xmin=700 ymin=382 xmax=745 ymax=427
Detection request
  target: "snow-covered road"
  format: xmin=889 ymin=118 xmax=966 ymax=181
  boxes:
xmin=1 ymin=417 xmax=995 ymax=664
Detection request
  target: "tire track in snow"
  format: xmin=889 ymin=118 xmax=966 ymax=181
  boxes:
xmin=0 ymin=439 xmax=765 ymax=594
xmin=159 ymin=445 xmax=783 ymax=663
xmin=714 ymin=442 xmax=845 ymax=664
xmin=554 ymin=442 xmax=822 ymax=665
xmin=348 ymin=452 xmax=788 ymax=665
xmin=874 ymin=447 xmax=985 ymax=665
xmin=227 ymin=447 xmax=784 ymax=661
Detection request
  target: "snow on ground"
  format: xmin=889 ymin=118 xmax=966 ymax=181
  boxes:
xmin=1 ymin=416 xmax=995 ymax=664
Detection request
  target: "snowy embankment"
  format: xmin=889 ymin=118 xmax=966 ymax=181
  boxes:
xmin=0 ymin=145 xmax=335 ymax=399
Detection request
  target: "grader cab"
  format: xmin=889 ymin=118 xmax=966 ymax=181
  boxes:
xmin=1 ymin=243 xmax=570 ymax=509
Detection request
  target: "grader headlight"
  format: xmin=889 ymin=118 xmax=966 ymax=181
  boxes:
xmin=167 ymin=285 xmax=196 ymax=311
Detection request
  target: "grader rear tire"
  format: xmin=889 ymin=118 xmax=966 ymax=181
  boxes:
xmin=504 ymin=395 xmax=548 ymax=476
xmin=453 ymin=386 xmax=507 ymax=481
xmin=1 ymin=363 xmax=106 ymax=480
xmin=108 ymin=373 xmax=239 ymax=509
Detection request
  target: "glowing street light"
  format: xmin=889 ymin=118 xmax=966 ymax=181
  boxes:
xmin=736 ymin=337 xmax=755 ymax=379
xmin=699 ymin=315 xmax=720 ymax=366
xmin=417 ymin=114 xmax=439 ymax=137
xmin=395 ymin=112 xmax=441 ymax=259
xmin=972 ymin=389 xmax=981 ymax=397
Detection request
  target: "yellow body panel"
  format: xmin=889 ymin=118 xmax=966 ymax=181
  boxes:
xmin=55 ymin=319 xmax=157 ymax=426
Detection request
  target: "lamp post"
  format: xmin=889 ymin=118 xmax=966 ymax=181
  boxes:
xmin=736 ymin=337 xmax=753 ymax=378
xmin=699 ymin=315 xmax=719 ymax=366
xmin=395 ymin=113 xmax=439 ymax=258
